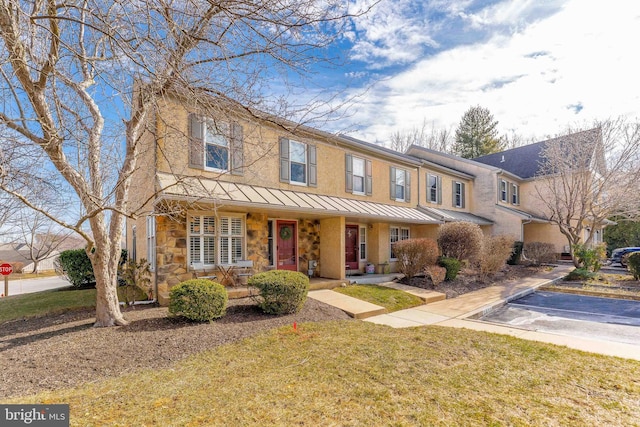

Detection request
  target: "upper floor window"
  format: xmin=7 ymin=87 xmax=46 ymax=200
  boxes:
xmin=345 ymin=154 xmax=372 ymax=195
xmin=279 ymin=137 xmax=317 ymax=187
xmin=188 ymin=114 xmax=243 ymax=175
xmin=204 ymin=120 xmax=229 ymax=171
xmin=453 ymin=181 xmax=466 ymax=208
xmin=427 ymin=173 xmax=441 ymax=204
xmin=511 ymin=183 xmax=519 ymax=205
xmin=500 ymin=179 xmax=508 ymax=202
xmin=390 ymin=167 xmax=411 ymax=202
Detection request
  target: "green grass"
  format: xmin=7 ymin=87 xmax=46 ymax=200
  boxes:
xmin=0 ymin=288 xmax=97 ymax=323
xmin=12 ymin=321 xmax=640 ymax=426
xmin=334 ymin=284 xmax=424 ymax=312
xmin=6 ymin=271 xmax=59 ymax=281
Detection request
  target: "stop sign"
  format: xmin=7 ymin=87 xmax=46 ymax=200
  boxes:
xmin=0 ymin=263 xmax=13 ymax=275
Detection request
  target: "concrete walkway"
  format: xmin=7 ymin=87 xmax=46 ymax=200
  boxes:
xmin=309 ymin=264 xmax=640 ymax=361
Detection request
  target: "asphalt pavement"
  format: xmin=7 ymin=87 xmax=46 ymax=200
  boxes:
xmin=480 ymin=291 xmax=640 ymax=345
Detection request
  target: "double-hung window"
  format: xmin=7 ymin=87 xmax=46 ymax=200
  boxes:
xmin=289 ymin=140 xmax=307 ymax=184
xmin=427 ymin=173 xmax=441 ymax=204
xmin=352 ymin=157 xmax=365 ymax=194
xmin=390 ymin=167 xmax=411 ymax=202
xmin=511 ymin=183 xmax=519 ymax=205
xmin=345 ymin=154 xmax=372 ymax=195
xmin=204 ymin=120 xmax=229 ymax=171
xmin=390 ymin=226 xmax=410 ymax=260
xmin=188 ymin=114 xmax=243 ymax=175
xmin=453 ymin=181 xmax=465 ymax=208
xmin=189 ymin=214 xmax=244 ymax=266
xmin=500 ymin=180 xmax=508 ymax=202
xmin=280 ymin=138 xmax=317 ymax=186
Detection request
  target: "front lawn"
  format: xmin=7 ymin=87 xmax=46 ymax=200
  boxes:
xmin=0 ymin=288 xmax=96 ymax=323
xmin=334 ymin=283 xmax=424 ymax=311
xmin=12 ymin=321 xmax=640 ymax=426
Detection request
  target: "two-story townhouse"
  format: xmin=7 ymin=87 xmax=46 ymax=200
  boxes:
xmin=413 ymin=156 xmax=493 ymax=232
xmin=126 ymin=95 xmax=442 ymax=304
xmin=407 ymin=145 xmax=554 ymax=245
xmin=473 ymin=128 xmax=607 ymax=253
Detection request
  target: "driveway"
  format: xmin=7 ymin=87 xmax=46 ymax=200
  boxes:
xmin=480 ymin=291 xmax=640 ymax=345
xmin=3 ymin=276 xmax=71 ymax=296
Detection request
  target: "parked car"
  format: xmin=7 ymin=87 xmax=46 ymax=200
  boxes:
xmin=610 ymin=247 xmax=640 ymax=267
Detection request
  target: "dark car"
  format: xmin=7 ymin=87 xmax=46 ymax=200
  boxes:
xmin=610 ymin=247 xmax=640 ymax=267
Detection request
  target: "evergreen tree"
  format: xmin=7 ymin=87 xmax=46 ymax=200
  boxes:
xmin=453 ymin=105 xmax=504 ymax=158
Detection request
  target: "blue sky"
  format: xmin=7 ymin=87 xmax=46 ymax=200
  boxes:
xmin=322 ymin=0 xmax=640 ymax=143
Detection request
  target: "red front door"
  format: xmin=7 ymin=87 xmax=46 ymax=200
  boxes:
xmin=277 ymin=220 xmax=297 ymax=271
xmin=345 ymin=225 xmax=359 ymax=270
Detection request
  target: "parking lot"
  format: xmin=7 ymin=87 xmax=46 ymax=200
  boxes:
xmin=480 ymin=291 xmax=640 ymax=345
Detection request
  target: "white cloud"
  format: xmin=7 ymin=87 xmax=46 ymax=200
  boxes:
xmin=343 ymin=0 xmax=640 ymax=143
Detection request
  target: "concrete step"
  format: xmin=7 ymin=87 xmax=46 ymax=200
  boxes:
xmin=376 ymin=282 xmax=446 ymax=304
xmin=308 ymin=289 xmax=387 ymax=319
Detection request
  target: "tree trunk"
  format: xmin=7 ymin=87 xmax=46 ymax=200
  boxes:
xmin=90 ymin=240 xmax=128 ymax=327
xmin=30 ymin=260 xmax=39 ymax=274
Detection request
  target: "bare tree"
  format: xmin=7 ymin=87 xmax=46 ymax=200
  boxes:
xmin=388 ymin=119 xmax=452 ymax=153
xmin=534 ymin=118 xmax=640 ymax=266
xmin=0 ymin=1 xmax=370 ymax=326
xmin=10 ymin=208 xmax=74 ymax=273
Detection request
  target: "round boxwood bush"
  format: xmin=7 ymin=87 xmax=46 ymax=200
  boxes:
xmin=248 ymin=270 xmax=309 ymax=315
xmin=168 ymin=279 xmax=228 ymax=322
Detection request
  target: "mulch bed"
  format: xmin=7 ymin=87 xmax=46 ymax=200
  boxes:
xmin=0 ymin=264 xmax=571 ymax=400
xmin=400 ymin=264 xmax=548 ymax=298
xmin=0 ymin=298 xmax=351 ymax=400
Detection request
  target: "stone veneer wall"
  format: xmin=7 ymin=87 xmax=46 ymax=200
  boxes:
xmin=155 ymin=215 xmax=191 ymax=296
xmin=156 ymin=213 xmax=322 ymax=299
xmin=297 ymin=219 xmax=321 ymax=276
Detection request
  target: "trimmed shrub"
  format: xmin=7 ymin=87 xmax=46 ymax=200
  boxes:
xmin=479 ymin=235 xmax=515 ymax=278
xmin=627 ymin=252 xmax=640 ymax=280
xmin=249 ymin=270 xmax=309 ymax=315
xmin=437 ymin=221 xmax=483 ymax=263
xmin=507 ymin=241 xmax=524 ymax=265
xmin=523 ymin=242 xmax=557 ymax=266
xmin=438 ymin=257 xmax=461 ymax=281
xmin=168 ymin=279 xmax=228 ymax=321
xmin=394 ymin=238 xmax=439 ymax=279
xmin=564 ymin=268 xmax=596 ymax=281
xmin=425 ymin=265 xmax=446 ymax=287
xmin=56 ymin=249 xmax=95 ymax=288
xmin=56 ymin=248 xmax=127 ymax=288
xmin=573 ymin=243 xmax=606 ymax=272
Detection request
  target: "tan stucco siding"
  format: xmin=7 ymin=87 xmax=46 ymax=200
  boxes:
xmin=524 ymin=223 xmax=568 ymax=253
xmin=153 ymin=99 xmax=420 ymax=207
